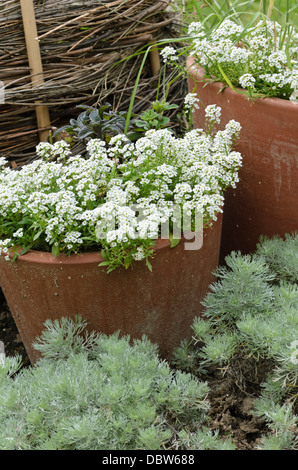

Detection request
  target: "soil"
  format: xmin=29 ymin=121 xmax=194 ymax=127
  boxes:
xmin=205 ymin=365 xmax=269 ymax=450
xmin=0 ymin=287 xmax=269 ymax=450
xmin=0 ymin=288 xmax=30 ymax=368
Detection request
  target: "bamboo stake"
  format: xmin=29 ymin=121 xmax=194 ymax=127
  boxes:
xmin=149 ymin=45 xmax=161 ymax=76
xmin=20 ymin=0 xmax=51 ymax=142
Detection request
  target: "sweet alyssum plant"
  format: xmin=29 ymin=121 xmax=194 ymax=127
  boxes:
xmin=187 ymin=17 xmax=298 ymax=100
xmin=0 ymin=100 xmax=242 ymax=272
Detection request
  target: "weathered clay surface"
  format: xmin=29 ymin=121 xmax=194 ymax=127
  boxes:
xmin=0 ymin=215 xmax=222 ymax=364
xmin=187 ymin=57 xmax=298 ymax=262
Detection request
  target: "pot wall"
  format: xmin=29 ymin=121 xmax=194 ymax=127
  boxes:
xmin=0 ymin=214 xmax=222 ymax=364
xmin=187 ymin=57 xmax=298 ymax=262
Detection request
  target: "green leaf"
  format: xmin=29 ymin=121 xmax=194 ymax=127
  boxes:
xmin=97 ymin=103 xmax=111 ymax=115
xmin=89 ymin=109 xmax=102 ymax=124
xmin=53 ymin=125 xmax=74 ymax=137
xmin=163 ymin=103 xmax=178 ymax=110
xmin=141 ymin=110 xmax=159 ymax=121
xmin=21 ymin=246 xmax=32 ymax=255
xmin=77 ymin=111 xmax=89 ymax=123
xmin=146 ymin=258 xmax=153 ymax=272
xmin=51 ymin=245 xmax=60 ymax=258
xmin=124 ymin=45 xmax=152 ymax=135
xmin=169 ymin=233 xmax=180 ymax=248
xmin=33 ymin=230 xmax=43 ymax=241
xmin=99 ymin=261 xmax=111 ymax=267
xmin=77 ymin=128 xmax=93 ymax=139
xmin=12 ymin=252 xmax=19 ymax=263
xmin=170 ymin=238 xmax=180 ymax=248
xmin=134 ymin=120 xmax=149 ymax=129
xmin=126 ymin=131 xmax=143 ymax=141
xmin=76 ymin=104 xmax=94 ymax=112
xmin=152 ymin=100 xmax=178 ymax=112
xmin=124 ymin=256 xmax=132 ymax=270
xmin=158 ymin=116 xmax=170 ymax=126
xmin=217 ymin=63 xmax=237 ymax=91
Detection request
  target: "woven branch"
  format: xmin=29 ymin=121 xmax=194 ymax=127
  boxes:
xmin=0 ymin=0 xmax=185 ymax=165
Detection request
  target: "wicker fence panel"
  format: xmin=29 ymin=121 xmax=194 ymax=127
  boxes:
xmin=0 ymin=0 xmax=184 ymax=166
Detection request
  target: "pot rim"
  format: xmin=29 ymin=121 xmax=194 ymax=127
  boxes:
xmin=186 ymin=56 xmax=298 ymax=111
xmin=3 ymin=237 xmax=174 ymax=265
xmin=2 ymin=212 xmax=222 ymax=266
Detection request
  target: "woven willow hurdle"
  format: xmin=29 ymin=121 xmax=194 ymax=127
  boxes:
xmin=0 ymin=0 xmax=184 ymax=166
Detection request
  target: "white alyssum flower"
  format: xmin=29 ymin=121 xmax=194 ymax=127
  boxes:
xmin=239 ymin=73 xmax=256 ymax=90
xmin=0 ymin=114 xmax=242 ymax=269
xmin=13 ymin=228 xmax=24 ymax=238
xmin=205 ymin=105 xmax=222 ymax=124
xmin=211 ymin=19 xmax=243 ymax=41
xmin=132 ymin=246 xmax=146 ymax=261
xmin=188 ymin=21 xmax=206 ymax=38
xmin=189 ymin=18 xmax=298 ymax=99
xmin=160 ymin=46 xmax=178 ymax=64
xmin=36 ymin=140 xmax=72 ymax=162
xmin=0 ymin=157 xmax=8 ymax=169
xmin=184 ymin=93 xmax=200 ymax=111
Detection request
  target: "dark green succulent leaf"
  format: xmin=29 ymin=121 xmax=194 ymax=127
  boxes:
xmin=89 ymin=109 xmax=102 ymax=124
xmin=77 ymin=128 xmax=93 ymax=139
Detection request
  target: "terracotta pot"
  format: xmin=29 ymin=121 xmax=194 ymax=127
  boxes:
xmin=187 ymin=57 xmax=298 ymax=262
xmin=0 ymin=214 xmax=222 ymax=364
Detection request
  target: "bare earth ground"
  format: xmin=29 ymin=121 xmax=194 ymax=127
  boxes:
xmin=0 ymin=290 xmax=30 ymax=368
xmin=0 ymin=288 xmax=268 ymax=450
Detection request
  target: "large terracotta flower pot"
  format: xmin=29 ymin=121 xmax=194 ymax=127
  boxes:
xmin=187 ymin=57 xmax=298 ymax=262
xmin=0 ymin=214 xmax=222 ymax=364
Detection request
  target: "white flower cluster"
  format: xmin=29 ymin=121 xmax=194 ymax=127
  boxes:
xmin=0 ymin=157 xmax=8 ymax=169
xmin=184 ymin=93 xmax=200 ymax=111
xmin=36 ymin=140 xmax=72 ymax=162
xmin=205 ymin=104 xmax=221 ymax=124
xmin=0 ymin=116 xmax=242 ymax=266
xmin=0 ymin=238 xmax=11 ymax=261
xmin=188 ymin=22 xmax=206 ymax=39
xmin=160 ymin=46 xmax=178 ymax=64
xmin=189 ymin=18 xmax=298 ymax=99
xmin=238 ymin=73 xmax=256 ymax=90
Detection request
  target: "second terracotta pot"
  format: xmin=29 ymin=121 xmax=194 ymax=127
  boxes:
xmin=187 ymin=57 xmax=298 ymax=262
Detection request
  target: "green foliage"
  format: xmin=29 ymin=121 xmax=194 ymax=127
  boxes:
xmin=54 ymin=99 xmax=178 ymax=147
xmin=0 ymin=317 xmax=213 ymax=450
xmin=133 ymin=99 xmax=178 ymax=134
xmin=256 ymin=232 xmax=298 ymax=283
xmin=182 ymin=0 xmax=298 ymax=29
xmin=201 ymin=332 xmax=238 ymax=366
xmin=178 ymin=427 xmax=236 ymax=450
xmin=188 ymin=235 xmax=298 ymax=374
xmin=54 ymin=103 xmax=135 ymax=144
xmin=252 ymin=399 xmax=298 ymax=450
xmin=173 ymin=232 xmax=298 ymax=449
xmin=201 ymin=251 xmax=276 ymax=328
